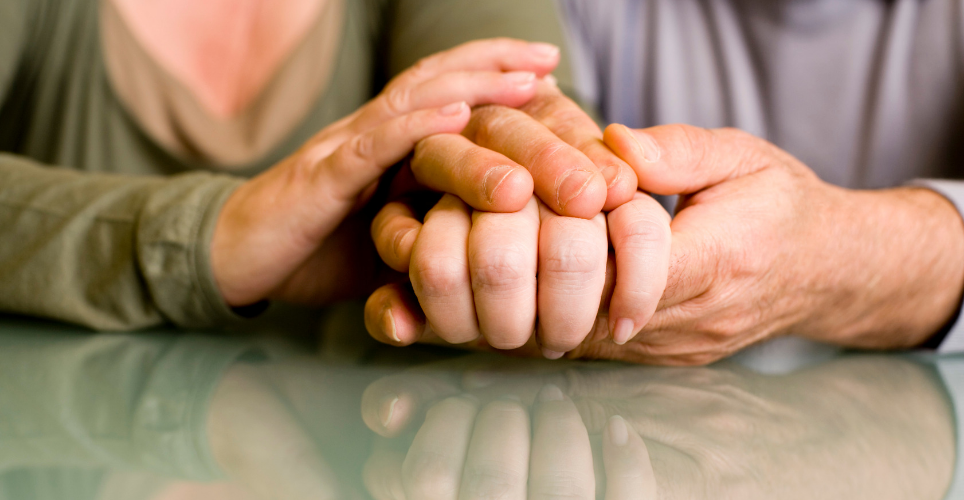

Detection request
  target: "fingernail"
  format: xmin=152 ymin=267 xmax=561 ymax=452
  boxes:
xmin=503 ymin=71 xmax=536 ymax=86
xmin=542 ymin=348 xmax=565 ymax=360
xmin=439 ymin=101 xmax=468 ymax=116
xmin=481 ymin=165 xmax=517 ymax=204
xmin=500 ymin=394 xmax=523 ymax=403
xmin=624 ymin=125 xmax=661 ymax=163
xmin=529 ymin=42 xmax=560 ymax=60
xmin=538 ymin=384 xmax=564 ymax=402
xmin=612 ymin=318 xmax=635 ymax=345
xmin=384 ymin=309 xmax=400 ymax=343
xmin=380 ymin=396 xmax=399 ymax=428
xmin=608 ymin=415 xmax=629 ymax=446
xmin=543 ymin=74 xmax=558 ymax=87
xmin=556 ymin=169 xmax=596 ymax=210
xmin=601 ymin=164 xmax=622 ymax=189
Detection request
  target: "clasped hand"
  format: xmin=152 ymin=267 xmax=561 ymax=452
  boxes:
xmin=365 ymin=102 xmax=964 ymax=364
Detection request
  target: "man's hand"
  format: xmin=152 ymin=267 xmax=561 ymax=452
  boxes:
xmin=210 ymin=39 xmax=562 ymax=308
xmin=367 ymin=121 xmax=964 ymax=366
xmin=573 ymin=124 xmax=964 ymax=364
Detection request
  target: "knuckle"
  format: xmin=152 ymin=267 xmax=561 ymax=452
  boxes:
xmin=345 ymin=132 xmax=376 ymax=163
xmin=471 ymin=245 xmax=534 ymax=292
xmin=412 ymin=255 xmax=468 ymax=298
xmin=613 ymin=214 xmax=670 ymax=249
xmin=665 ymin=123 xmax=711 ymax=166
xmin=540 ymin=223 xmax=604 ymax=277
xmin=530 ymin=140 xmax=572 ymax=170
xmin=542 ymin=243 xmax=601 ymax=276
xmin=382 ymin=86 xmax=413 ymax=116
xmin=469 ymin=105 xmax=522 ymax=144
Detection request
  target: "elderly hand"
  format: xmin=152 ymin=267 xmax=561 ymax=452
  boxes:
xmin=367 ymin=121 xmax=964 ymax=365
xmin=210 ymin=39 xmax=562 ymax=308
xmin=575 ymin=124 xmax=964 ymax=364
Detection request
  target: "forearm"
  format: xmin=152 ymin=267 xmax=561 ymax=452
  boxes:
xmin=0 ymin=154 xmax=243 ymax=330
xmin=803 ymin=186 xmax=964 ymax=348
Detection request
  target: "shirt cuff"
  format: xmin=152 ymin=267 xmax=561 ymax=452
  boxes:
xmin=136 ymin=172 xmax=248 ymax=329
xmin=907 ymin=179 xmax=964 ymax=353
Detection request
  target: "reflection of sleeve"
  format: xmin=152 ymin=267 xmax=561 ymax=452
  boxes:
xmin=385 ymin=0 xmax=577 ymax=97
xmin=908 ymin=180 xmax=964 ymax=353
xmin=0 ymin=322 xmax=263 ymax=480
xmin=0 ymin=155 xmax=245 ymax=330
xmin=935 ymin=358 xmax=964 ymax=497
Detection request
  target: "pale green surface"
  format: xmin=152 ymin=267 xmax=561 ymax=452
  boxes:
xmin=0 ymin=0 xmax=575 ymax=331
xmin=0 ymin=317 xmax=959 ymax=499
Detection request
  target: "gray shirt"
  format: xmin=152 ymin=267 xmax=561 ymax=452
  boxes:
xmin=559 ymin=0 xmax=964 ymax=352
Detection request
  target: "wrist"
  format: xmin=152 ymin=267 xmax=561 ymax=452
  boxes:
xmin=802 ymin=187 xmax=964 ymax=348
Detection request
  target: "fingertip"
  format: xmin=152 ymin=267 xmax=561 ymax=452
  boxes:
xmin=601 ymin=164 xmax=639 ymax=211
xmin=364 ymin=284 xmax=425 ymax=346
xmin=553 ymin=169 xmax=607 ymax=219
xmin=526 ymin=42 xmax=561 ymax=74
xmin=389 ymin=227 xmax=418 ymax=273
xmin=481 ymin=166 xmax=534 ymax=212
xmin=611 ymin=318 xmax=636 ymax=346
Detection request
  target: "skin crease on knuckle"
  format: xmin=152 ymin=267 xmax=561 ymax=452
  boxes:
xmin=411 ymin=254 xmax=468 ymax=300
xmin=381 ymin=85 xmax=412 ymax=117
xmin=467 ymin=105 xmax=524 ymax=147
xmin=540 ymin=220 xmax=604 ymax=283
xmin=470 ymin=244 xmax=534 ymax=293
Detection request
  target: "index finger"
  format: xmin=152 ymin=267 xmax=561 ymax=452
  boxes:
xmin=464 ymin=105 xmax=608 ymax=219
xmin=522 ymin=83 xmax=639 ymax=211
xmin=393 ymin=38 xmax=561 ymax=88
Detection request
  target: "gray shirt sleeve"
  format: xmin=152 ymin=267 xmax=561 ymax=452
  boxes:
xmin=909 ymin=179 xmax=964 ymax=353
xmin=0 ymin=154 xmax=245 ymax=330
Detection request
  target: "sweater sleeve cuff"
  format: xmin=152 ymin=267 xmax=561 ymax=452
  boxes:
xmin=136 ymin=173 xmax=248 ymax=329
xmin=907 ymin=179 xmax=964 ymax=353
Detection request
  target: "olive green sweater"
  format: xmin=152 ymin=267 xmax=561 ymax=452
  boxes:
xmin=0 ymin=0 xmax=574 ymax=331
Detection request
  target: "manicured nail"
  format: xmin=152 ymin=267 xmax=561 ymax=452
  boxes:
xmin=481 ymin=165 xmax=517 ymax=204
xmin=542 ymin=348 xmax=565 ymax=360
xmin=612 ymin=318 xmax=635 ymax=345
xmin=623 ymin=125 xmax=661 ymax=163
xmin=380 ymin=396 xmax=399 ymax=428
xmin=384 ymin=309 xmax=400 ymax=343
xmin=503 ymin=71 xmax=537 ymax=86
xmin=538 ymin=384 xmax=564 ymax=402
xmin=439 ymin=101 xmax=468 ymax=116
xmin=608 ymin=415 xmax=629 ymax=446
xmin=543 ymin=74 xmax=558 ymax=87
xmin=529 ymin=42 xmax=560 ymax=60
xmin=556 ymin=169 xmax=596 ymax=210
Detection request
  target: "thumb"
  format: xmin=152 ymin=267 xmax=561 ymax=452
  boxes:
xmin=603 ymin=123 xmax=768 ymax=195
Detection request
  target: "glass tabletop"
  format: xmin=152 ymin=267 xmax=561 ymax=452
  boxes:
xmin=0 ymin=313 xmax=959 ymax=500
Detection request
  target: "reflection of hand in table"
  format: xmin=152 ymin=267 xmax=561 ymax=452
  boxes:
xmin=360 ymin=355 xmax=954 ymax=499
xmin=362 ymin=383 xmax=654 ymax=500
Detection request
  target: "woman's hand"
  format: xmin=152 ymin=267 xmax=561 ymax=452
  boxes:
xmin=210 ymin=39 xmax=561 ymax=308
